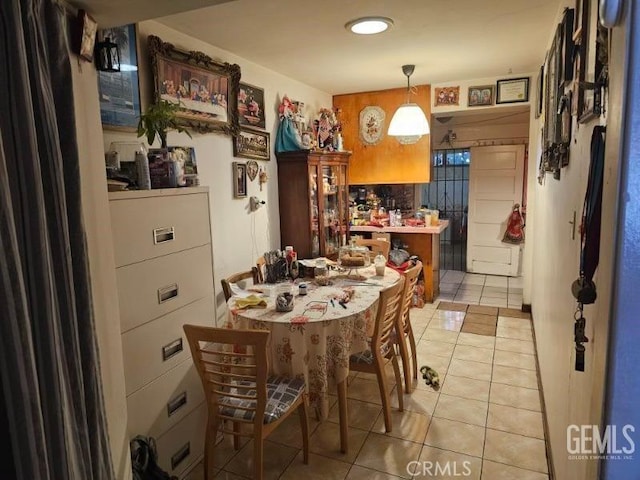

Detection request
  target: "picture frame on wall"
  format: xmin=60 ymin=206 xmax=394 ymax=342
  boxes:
xmin=238 ymin=82 xmax=266 ymax=129
xmin=496 ymin=77 xmax=530 ymax=104
xmin=97 ymin=24 xmax=141 ymax=131
xmin=535 ymin=65 xmax=544 ymax=118
xmin=468 ymin=85 xmax=494 ymax=107
xmin=76 ymin=10 xmax=98 ymax=62
xmin=233 ymin=127 xmax=271 ymax=161
xmin=148 ymin=35 xmax=241 ymax=136
xmin=233 ymin=162 xmax=247 ymax=198
xmin=434 ymin=86 xmax=460 ymax=106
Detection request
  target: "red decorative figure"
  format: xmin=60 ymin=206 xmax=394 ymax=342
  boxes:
xmin=503 ymin=203 xmax=525 ymax=244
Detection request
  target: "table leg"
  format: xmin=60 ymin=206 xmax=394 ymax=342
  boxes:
xmin=337 ymin=379 xmax=348 ymax=453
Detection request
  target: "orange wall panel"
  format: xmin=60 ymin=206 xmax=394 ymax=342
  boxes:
xmin=333 ymin=85 xmax=431 ymax=185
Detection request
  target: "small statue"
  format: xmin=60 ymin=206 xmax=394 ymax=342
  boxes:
xmin=503 ymin=203 xmax=525 ymax=244
xmin=420 ymin=365 xmax=440 ymax=391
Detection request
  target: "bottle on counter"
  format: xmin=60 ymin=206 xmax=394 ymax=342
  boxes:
xmin=135 ymin=149 xmax=151 ymax=190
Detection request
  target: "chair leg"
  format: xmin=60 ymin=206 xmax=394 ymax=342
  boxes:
xmin=233 ymin=421 xmax=241 ymax=450
xmin=408 ymin=328 xmax=418 ymax=386
xmin=204 ymin=416 xmax=218 ymax=480
xmin=375 ymin=360 xmax=392 ymax=432
xmin=298 ymin=398 xmax=310 ymax=464
xmin=397 ymin=336 xmax=412 ymax=393
xmin=337 ymin=379 xmax=349 ymax=454
xmin=391 ymin=354 xmax=404 ymax=412
xmin=253 ymin=433 xmax=264 ymax=480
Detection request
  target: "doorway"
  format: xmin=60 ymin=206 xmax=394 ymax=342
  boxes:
xmin=421 ymin=148 xmax=470 ymax=272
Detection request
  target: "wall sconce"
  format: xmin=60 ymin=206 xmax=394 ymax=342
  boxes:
xmin=95 ymin=37 xmax=120 ymax=72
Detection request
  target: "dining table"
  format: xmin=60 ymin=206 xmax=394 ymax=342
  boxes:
xmin=225 ymin=264 xmax=401 ymax=452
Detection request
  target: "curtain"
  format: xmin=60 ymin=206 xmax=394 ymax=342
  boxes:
xmin=0 ymin=1 xmax=115 ymax=479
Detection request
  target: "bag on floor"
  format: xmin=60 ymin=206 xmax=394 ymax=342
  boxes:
xmin=130 ymin=435 xmax=177 ymax=480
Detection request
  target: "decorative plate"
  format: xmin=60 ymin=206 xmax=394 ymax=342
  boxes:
xmin=359 ymin=106 xmax=386 ymax=145
xmin=246 ymin=160 xmax=259 ymax=181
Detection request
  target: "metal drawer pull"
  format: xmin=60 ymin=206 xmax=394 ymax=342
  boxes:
xmin=171 ymin=442 xmax=190 ymax=470
xmin=162 ymin=338 xmax=183 ymax=361
xmin=153 ymin=226 xmax=175 ymax=244
xmin=167 ymin=392 xmax=188 ymax=417
xmin=158 ymin=284 xmax=179 ymax=303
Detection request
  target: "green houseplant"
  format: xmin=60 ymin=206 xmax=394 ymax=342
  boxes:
xmin=137 ymin=100 xmax=192 ymax=148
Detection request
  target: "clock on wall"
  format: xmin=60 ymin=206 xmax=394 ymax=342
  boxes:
xmin=359 ymin=106 xmax=385 ymax=145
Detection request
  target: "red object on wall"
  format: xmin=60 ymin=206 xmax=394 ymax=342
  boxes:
xmin=503 ymin=204 xmax=525 ymax=244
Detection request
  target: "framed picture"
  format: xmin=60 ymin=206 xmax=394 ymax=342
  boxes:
xmin=148 ymin=35 xmax=241 ymax=136
xmin=233 ymin=162 xmax=247 ymax=198
xmin=535 ymin=65 xmax=544 ymax=118
xmin=76 ymin=10 xmax=98 ymax=62
xmin=496 ymin=77 xmax=530 ymax=104
xmin=468 ymin=85 xmax=494 ymax=107
xmin=238 ymin=82 xmax=266 ymax=129
xmin=233 ymin=127 xmax=271 ymax=161
xmin=578 ymin=0 xmax=607 ymax=123
xmin=573 ymin=0 xmax=583 ymax=42
xmin=97 ymin=24 xmax=141 ymax=131
xmin=434 ymin=86 xmax=460 ymax=106
xmin=559 ymin=8 xmax=575 ymax=86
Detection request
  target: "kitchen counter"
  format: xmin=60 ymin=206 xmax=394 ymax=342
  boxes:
xmin=350 ymin=220 xmax=449 ymax=304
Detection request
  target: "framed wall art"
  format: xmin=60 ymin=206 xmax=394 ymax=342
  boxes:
xmin=468 ymin=85 xmax=494 ymax=107
xmin=148 ymin=35 xmax=241 ymax=135
xmin=238 ymin=82 xmax=266 ymax=129
xmin=233 ymin=162 xmax=247 ymax=198
xmin=535 ymin=65 xmax=544 ymax=118
xmin=97 ymin=24 xmax=141 ymax=131
xmin=233 ymin=127 xmax=271 ymax=161
xmin=434 ymin=86 xmax=460 ymax=106
xmin=496 ymin=77 xmax=530 ymax=104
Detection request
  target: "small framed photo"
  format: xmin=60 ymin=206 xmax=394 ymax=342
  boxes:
xmin=468 ymin=85 xmax=494 ymax=107
xmin=238 ymin=83 xmax=266 ymax=129
xmin=76 ymin=10 xmax=98 ymax=62
xmin=496 ymin=77 xmax=530 ymax=104
xmin=434 ymin=86 xmax=460 ymax=106
xmin=233 ymin=127 xmax=271 ymax=161
xmin=233 ymin=162 xmax=247 ymax=198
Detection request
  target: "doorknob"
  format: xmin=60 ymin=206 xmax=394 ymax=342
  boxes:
xmin=569 ymin=211 xmax=577 ymax=240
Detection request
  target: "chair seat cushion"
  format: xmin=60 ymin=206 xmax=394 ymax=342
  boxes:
xmin=219 ymin=375 xmax=305 ymax=424
xmin=350 ymin=341 xmax=391 ymax=365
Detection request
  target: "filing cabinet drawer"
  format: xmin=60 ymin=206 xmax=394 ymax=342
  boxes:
xmin=155 ymin=402 xmax=207 ymax=478
xmin=110 ymin=191 xmax=211 ymax=267
xmin=117 ymin=244 xmax=214 ymax=332
xmin=121 ymin=295 xmax=214 ymax=394
xmin=127 ymin=358 xmax=204 ymax=439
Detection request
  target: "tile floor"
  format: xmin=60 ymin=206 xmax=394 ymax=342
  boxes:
xmin=439 ymin=271 xmax=523 ymax=309
xmin=185 ymin=275 xmax=547 ymax=480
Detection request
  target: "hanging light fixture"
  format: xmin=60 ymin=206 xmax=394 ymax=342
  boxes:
xmin=95 ymin=37 xmax=121 ymax=72
xmin=388 ymin=64 xmax=430 ymax=145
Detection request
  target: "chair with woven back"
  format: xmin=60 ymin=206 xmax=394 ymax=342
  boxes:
xmin=394 ymin=261 xmax=423 ymax=392
xmin=183 ymin=325 xmax=309 ymax=480
xmin=221 ymin=269 xmax=259 ymax=302
xmin=348 ymin=278 xmax=405 ymax=432
xmin=354 ymin=238 xmax=391 ymax=259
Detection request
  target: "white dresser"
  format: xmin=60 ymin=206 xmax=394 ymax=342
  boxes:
xmin=109 ymin=187 xmax=215 ymax=478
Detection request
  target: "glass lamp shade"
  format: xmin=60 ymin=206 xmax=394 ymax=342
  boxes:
xmin=95 ymin=37 xmax=121 ymax=72
xmin=388 ymin=103 xmax=430 ymax=143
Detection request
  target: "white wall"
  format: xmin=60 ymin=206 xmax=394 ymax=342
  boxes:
xmin=528 ymin=2 xmax=622 ymax=479
xmin=103 ymin=20 xmax=332 ymax=322
xmin=431 ymin=122 xmax=529 ymax=150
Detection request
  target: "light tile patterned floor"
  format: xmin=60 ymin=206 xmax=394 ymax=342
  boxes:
xmin=184 ymin=286 xmax=547 ymax=480
xmin=439 ymin=271 xmax=524 ymax=308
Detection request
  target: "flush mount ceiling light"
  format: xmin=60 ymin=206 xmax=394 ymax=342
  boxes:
xmin=388 ymin=64 xmax=430 ymax=145
xmin=345 ymin=16 xmax=394 ymax=35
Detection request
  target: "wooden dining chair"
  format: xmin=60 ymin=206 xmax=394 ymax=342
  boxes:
xmin=354 ymin=238 xmax=391 ymax=259
xmin=394 ymin=261 xmax=423 ymax=392
xmin=255 ymin=256 xmax=266 ymax=284
xmin=221 ymin=269 xmax=258 ymax=302
xmin=348 ymin=278 xmax=405 ymax=432
xmin=183 ymin=325 xmax=309 ymax=480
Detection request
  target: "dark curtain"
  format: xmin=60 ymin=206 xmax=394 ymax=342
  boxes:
xmin=0 ymin=0 xmax=115 ymax=479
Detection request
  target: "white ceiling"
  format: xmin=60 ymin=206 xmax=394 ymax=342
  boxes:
xmin=73 ymin=0 xmax=561 ymax=95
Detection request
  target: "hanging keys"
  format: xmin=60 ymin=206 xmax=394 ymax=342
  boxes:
xmin=574 ymin=306 xmax=589 ymax=372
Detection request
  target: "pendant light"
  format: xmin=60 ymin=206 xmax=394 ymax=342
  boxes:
xmin=388 ymin=65 xmax=430 ymax=145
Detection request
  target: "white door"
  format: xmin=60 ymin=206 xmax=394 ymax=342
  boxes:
xmin=467 ymin=145 xmax=525 ymax=276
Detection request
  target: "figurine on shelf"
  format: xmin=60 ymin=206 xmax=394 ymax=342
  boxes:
xmin=275 ymin=95 xmax=303 ymax=153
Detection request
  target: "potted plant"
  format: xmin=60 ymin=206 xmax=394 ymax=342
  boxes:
xmin=137 ymin=100 xmax=192 ymax=148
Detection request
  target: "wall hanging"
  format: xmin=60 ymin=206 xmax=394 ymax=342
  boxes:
xmin=233 ymin=128 xmax=270 ymax=160
xmin=238 ymin=82 xmax=266 ymax=129
xmin=148 ymin=35 xmax=241 ymax=135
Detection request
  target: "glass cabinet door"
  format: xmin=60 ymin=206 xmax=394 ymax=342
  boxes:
xmin=320 ymin=163 xmax=348 ymax=256
xmin=308 ymin=164 xmax=320 ymax=257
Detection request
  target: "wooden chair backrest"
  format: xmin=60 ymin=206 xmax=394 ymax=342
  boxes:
xmin=255 ymin=256 xmax=266 ymax=284
xmin=183 ymin=325 xmax=269 ymax=430
xmin=354 ymin=238 xmax=391 ymax=259
xmin=371 ymin=278 xmax=405 ymax=359
xmin=221 ymin=270 xmax=256 ymax=302
xmin=398 ymin=261 xmax=422 ymax=336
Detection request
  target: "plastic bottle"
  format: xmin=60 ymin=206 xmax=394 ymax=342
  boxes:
xmin=135 ymin=150 xmax=151 ymax=190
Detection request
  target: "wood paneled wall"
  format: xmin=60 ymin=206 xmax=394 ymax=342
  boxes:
xmin=333 ymin=85 xmax=431 ymax=185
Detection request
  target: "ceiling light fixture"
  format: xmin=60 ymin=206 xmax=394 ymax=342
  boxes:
xmin=345 ymin=16 xmax=394 ymax=35
xmin=388 ymin=64 xmax=430 ymax=145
